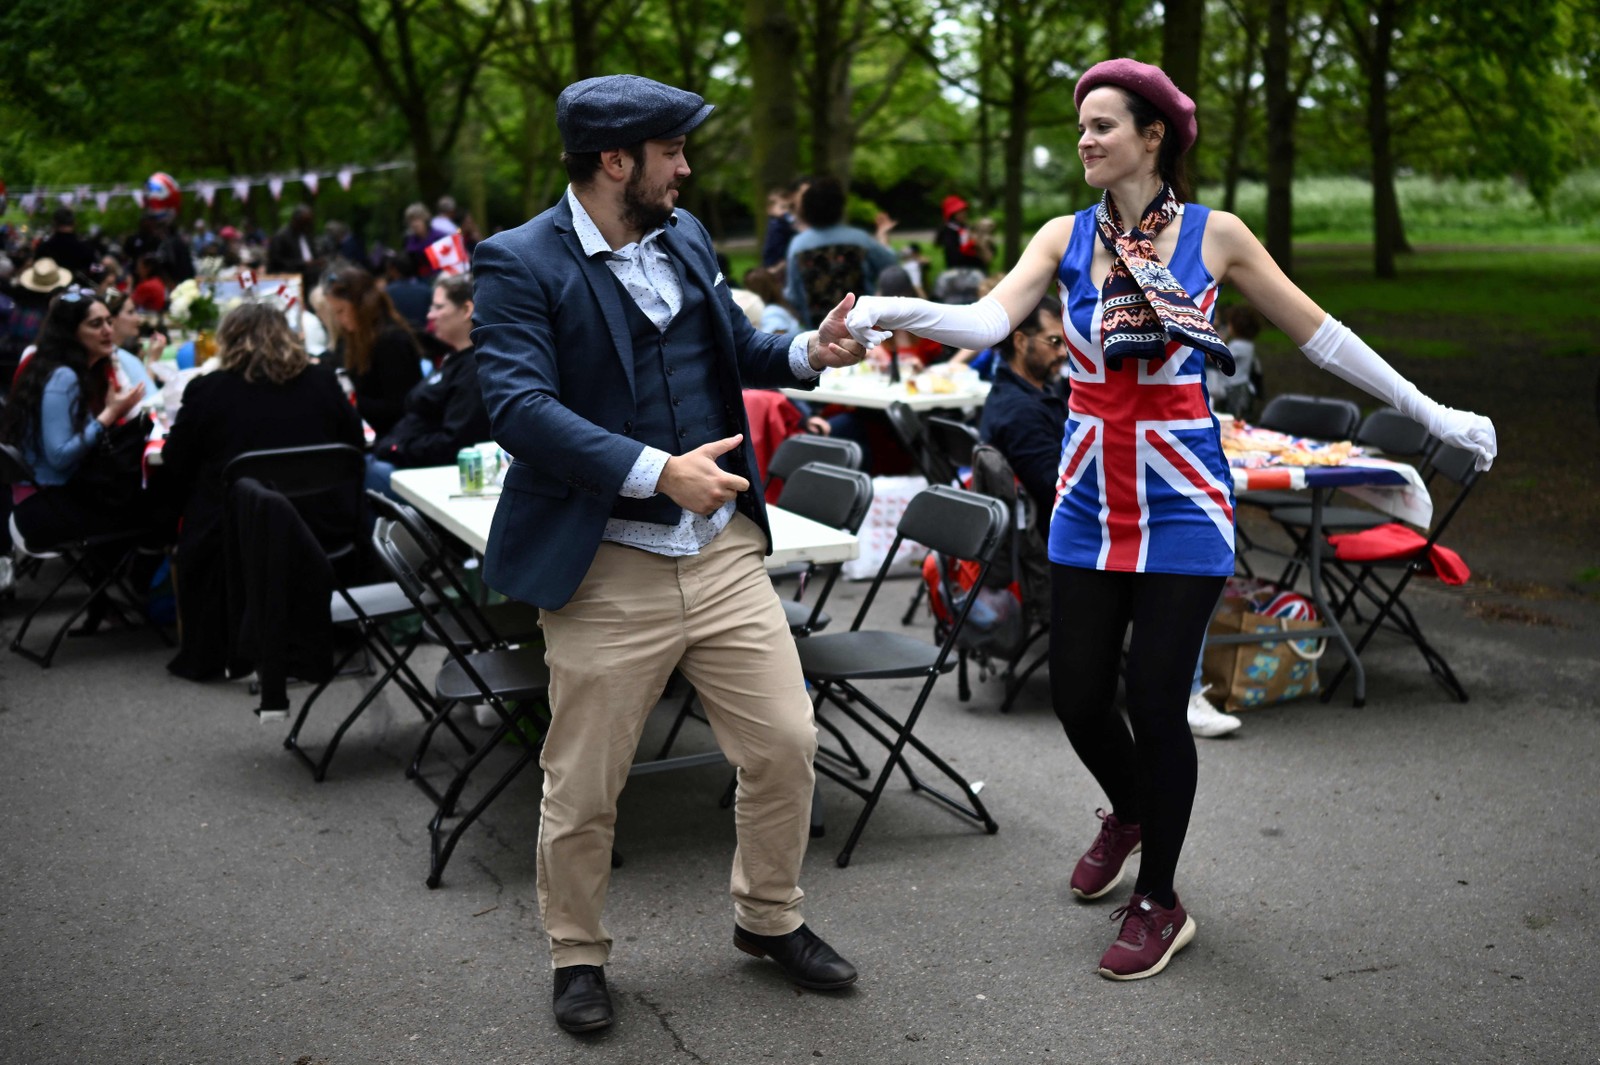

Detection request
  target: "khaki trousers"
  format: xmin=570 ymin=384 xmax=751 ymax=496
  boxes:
xmin=535 ymin=513 xmax=817 ymax=967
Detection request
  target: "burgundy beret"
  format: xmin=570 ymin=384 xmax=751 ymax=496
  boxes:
xmin=1074 ymin=58 xmax=1197 ymax=155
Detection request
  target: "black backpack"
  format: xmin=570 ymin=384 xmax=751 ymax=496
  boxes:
xmin=968 ymin=444 xmax=1051 ymax=627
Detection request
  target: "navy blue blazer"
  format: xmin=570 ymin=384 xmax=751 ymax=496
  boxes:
xmin=472 ymin=198 xmax=813 ymax=609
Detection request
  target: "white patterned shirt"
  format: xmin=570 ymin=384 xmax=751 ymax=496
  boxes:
xmin=565 ymin=187 xmax=818 ymax=557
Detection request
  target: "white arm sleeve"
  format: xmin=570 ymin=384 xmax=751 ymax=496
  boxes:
xmin=845 ymin=295 xmax=1013 ymax=351
xmin=1300 ymin=314 xmax=1497 ymax=471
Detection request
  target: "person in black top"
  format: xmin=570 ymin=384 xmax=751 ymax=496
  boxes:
xmin=321 ymin=263 xmax=427 ymax=437
xmin=366 ymin=272 xmax=491 ymax=497
xmin=977 ymin=294 xmax=1069 ymax=517
xmin=158 ymin=302 xmax=363 ymax=679
xmin=34 ymin=208 xmax=95 ymax=278
xmin=380 ymin=250 xmax=431 ymax=330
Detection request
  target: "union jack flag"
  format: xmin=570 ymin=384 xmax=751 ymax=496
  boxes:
xmin=1052 ymin=279 xmax=1236 ymax=575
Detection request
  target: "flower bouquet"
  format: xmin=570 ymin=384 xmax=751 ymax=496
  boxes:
xmin=166 ymin=279 xmax=220 ymax=362
xmin=167 ymin=279 xmax=219 ymax=334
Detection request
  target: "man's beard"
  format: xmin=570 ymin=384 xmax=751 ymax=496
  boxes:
xmin=621 ymin=170 xmax=676 ymax=235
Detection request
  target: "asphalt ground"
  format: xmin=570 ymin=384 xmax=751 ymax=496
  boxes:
xmin=2 ymin=539 xmax=1597 ymax=1065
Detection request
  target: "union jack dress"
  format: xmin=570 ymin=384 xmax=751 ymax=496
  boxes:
xmin=1049 ymin=202 xmax=1235 ymax=577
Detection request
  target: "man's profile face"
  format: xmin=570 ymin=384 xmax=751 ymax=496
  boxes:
xmin=621 ymin=137 xmax=690 ymax=235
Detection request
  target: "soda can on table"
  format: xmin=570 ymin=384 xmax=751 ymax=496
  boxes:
xmin=457 ymin=447 xmax=485 ymax=494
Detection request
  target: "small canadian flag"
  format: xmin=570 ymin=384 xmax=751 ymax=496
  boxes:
xmin=425 ymin=231 xmax=469 ymax=276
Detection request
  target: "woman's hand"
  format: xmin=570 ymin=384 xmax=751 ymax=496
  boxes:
xmin=100 ymin=381 xmax=147 ymax=426
xmin=1424 ymin=406 xmax=1498 ymax=471
xmin=141 ymin=331 xmax=168 ymax=365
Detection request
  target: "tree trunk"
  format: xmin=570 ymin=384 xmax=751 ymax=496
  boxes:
xmin=977 ymin=15 xmax=993 ymax=210
xmin=1105 ymin=0 xmax=1126 ymax=58
xmin=1160 ymin=0 xmax=1205 ymax=97
xmin=406 ymin=109 xmax=448 ymax=204
xmin=746 ymin=0 xmax=799 ymax=222
xmin=569 ymin=0 xmax=599 ymax=80
xmin=1223 ymin=6 xmax=1262 ymax=213
xmin=1366 ymin=0 xmax=1408 ymax=279
xmin=1002 ymin=57 xmax=1029 ymax=269
xmin=1262 ymin=0 xmax=1295 ymax=275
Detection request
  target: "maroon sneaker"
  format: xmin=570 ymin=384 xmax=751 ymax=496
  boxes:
xmin=1070 ymin=808 xmax=1142 ymax=900
xmin=1097 ymin=893 xmax=1197 ymax=980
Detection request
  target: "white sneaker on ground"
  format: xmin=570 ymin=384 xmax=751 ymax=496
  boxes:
xmin=1187 ymin=686 xmax=1241 ymax=738
xmin=473 ymin=703 xmax=500 ymax=729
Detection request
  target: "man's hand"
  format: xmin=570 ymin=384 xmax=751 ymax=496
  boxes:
xmin=658 ymin=435 xmax=750 ymax=515
xmin=808 ymin=293 xmax=867 ymax=371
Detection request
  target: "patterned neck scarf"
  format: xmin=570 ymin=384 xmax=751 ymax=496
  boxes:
xmin=1094 ymin=184 xmax=1234 ymax=374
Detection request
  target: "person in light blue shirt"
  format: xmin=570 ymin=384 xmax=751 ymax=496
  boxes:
xmin=0 ymin=288 xmax=153 ymax=553
xmin=783 ymin=177 xmax=898 ymax=327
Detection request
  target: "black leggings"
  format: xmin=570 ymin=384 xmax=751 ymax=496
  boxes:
xmin=1049 ymin=564 xmax=1226 ymax=906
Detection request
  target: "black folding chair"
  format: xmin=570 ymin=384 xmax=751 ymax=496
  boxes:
xmin=364 ymin=490 xmax=542 ymax=785
xmin=1267 ymin=407 xmax=1436 ymax=589
xmin=1319 ymin=442 xmax=1484 ymax=703
xmin=956 ymin=444 xmax=1053 ymax=714
xmin=1234 ymin=394 xmax=1364 ymax=573
xmin=886 ymin=401 xmax=959 ymax=487
xmin=1 ymin=442 xmax=169 ymax=667
xmin=763 ymin=434 xmax=863 ymax=585
xmin=923 ymin=415 xmax=981 ymax=476
xmin=766 ymin=434 xmax=863 ymax=486
xmin=222 ymin=444 xmax=463 ymax=773
xmin=883 ymin=401 xmax=957 ymax=625
xmin=796 ymin=484 xmax=1009 ymax=867
xmin=373 ymin=517 xmax=551 ymax=888
xmin=655 ymin=464 xmax=874 ymax=764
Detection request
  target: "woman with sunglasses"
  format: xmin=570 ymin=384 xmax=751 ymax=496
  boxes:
xmin=0 ymin=289 xmax=154 ymax=553
xmin=844 ymin=59 xmax=1496 ymax=981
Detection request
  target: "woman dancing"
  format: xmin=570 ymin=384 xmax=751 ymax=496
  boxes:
xmin=846 ymin=58 xmax=1496 ymax=980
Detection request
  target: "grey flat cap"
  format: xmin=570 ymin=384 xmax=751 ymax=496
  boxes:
xmin=557 ymin=75 xmax=715 ymax=154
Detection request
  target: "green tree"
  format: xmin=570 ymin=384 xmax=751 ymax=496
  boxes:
xmin=296 ymin=0 xmax=511 ymax=203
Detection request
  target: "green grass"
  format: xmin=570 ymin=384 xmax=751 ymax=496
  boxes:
xmin=1027 ymin=171 xmax=1600 ymax=245
xmin=1253 ymin=245 xmax=1600 ymax=358
xmin=1205 ymin=172 xmax=1600 ymax=244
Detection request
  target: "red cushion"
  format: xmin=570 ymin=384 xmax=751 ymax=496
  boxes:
xmin=1328 ymin=523 xmax=1470 ymax=585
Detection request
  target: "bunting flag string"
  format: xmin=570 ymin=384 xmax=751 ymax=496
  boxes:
xmin=0 ymin=160 xmax=413 ymax=214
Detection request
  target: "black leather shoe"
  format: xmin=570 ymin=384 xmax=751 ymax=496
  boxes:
xmin=552 ymin=964 xmax=613 ymax=1033
xmin=734 ymin=923 xmax=858 ymax=990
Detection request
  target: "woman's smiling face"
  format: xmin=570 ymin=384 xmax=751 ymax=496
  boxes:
xmin=1077 ymin=86 xmax=1162 ymax=191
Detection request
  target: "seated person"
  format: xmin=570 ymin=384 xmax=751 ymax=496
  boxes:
xmin=104 ymin=288 xmax=166 ymax=393
xmin=0 ymin=288 xmax=163 ymax=629
xmin=382 ymin=250 xmax=433 ymax=331
xmin=977 ymin=295 xmax=1069 ymax=518
xmin=366 ymin=273 xmax=492 ymax=498
xmin=321 ymin=263 xmax=428 ymax=438
xmin=1208 ymin=304 xmax=1261 ymax=418
xmin=158 ymin=302 xmax=364 ymax=679
xmin=949 ymin=274 xmax=1009 ymax=381
xmin=743 ymin=266 xmax=800 ymax=335
xmin=783 ymin=177 xmax=897 ymax=327
xmin=869 ymin=266 xmax=943 ymax=380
